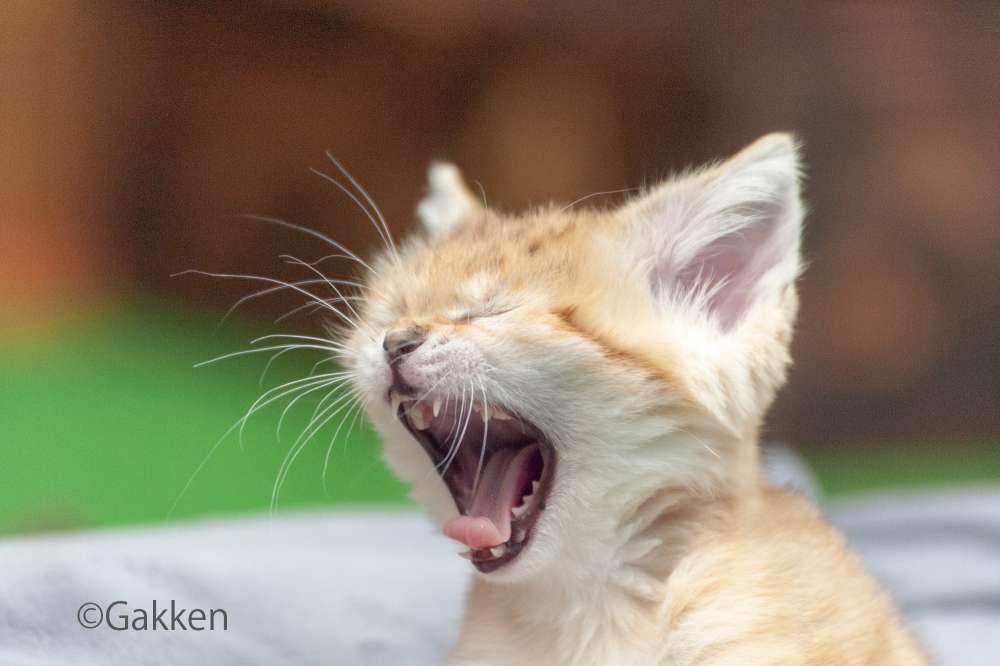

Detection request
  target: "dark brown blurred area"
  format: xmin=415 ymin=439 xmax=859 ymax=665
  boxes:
xmin=2 ymin=2 xmax=998 ymax=446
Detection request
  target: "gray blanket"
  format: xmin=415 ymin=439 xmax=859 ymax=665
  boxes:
xmin=1 ymin=451 xmax=996 ymax=665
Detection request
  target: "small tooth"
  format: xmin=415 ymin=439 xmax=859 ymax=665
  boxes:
xmin=511 ymin=504 xmax=527 ymax=518
xmin=472 ymin=402 xmax=483 ymax=414
xmin=531 ymin=480 xmax=540 ymax=494
xmin=513 ymin=527 xmax=526 ymax=543
xmin=457 ymin=550 xmax=473 ymax=560
xmin=432 ymin=397 xmax=442 ymax=417
xmin=492 ymin=406 xmax=513 ymax=421
xmin=490 ymin=544 xmax=507 ymax=558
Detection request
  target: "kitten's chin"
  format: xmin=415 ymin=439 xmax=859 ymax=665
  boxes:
xmin=388 ymin=389 xmax=557 ymax=574
xmin=466 ymin=514 xmax=563 ymax=584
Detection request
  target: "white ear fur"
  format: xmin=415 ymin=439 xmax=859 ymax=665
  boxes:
xmin=623 ymin=133 xmax=803 ymax=331
xmin=416 ymin=162 xmax=482 ymax=237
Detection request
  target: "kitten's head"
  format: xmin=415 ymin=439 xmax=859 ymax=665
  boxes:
xmin=345 ymin=134 xmax=803 ymax=581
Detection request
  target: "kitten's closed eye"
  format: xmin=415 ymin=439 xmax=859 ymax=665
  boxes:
xmin=448 ymin=305 xmax=517 ymax=323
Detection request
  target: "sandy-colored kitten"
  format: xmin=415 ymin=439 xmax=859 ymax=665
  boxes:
xmin=344 ymin=134 xmax=928 ymax=665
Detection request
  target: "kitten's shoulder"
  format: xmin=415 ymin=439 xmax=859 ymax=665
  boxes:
xmin=660 ymin=485 xmax=928 ymax=665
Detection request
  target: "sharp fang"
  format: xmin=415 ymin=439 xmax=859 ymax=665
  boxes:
xmin=458 ymin=550 xmax=472 ymax=560
xmin=432 ymin=397 xmax=442 ymax=417
xmin=511 ymin=504 xmax=527 ymax=518
xmin=513 ymin=527 xmax=526 ymax=543
xmin=391 ymin=392 xmax=403 ymax=415
xmin=531 ymin=480 xmax=540 ymax=494
xmin=410 ymin=403 xmax=431 ymax=430
xmin=490 ymin=544 xmax=506 ymax=558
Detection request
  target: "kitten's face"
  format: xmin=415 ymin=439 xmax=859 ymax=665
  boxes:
xmin=345 ymin=136 xmax=803 ymax=581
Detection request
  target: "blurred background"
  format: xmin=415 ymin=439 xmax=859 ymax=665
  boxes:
xmin=1 ymin=2 xmax=997 ymax=536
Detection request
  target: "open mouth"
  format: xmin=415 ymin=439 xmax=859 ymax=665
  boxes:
xmin=389 ymin=389 xmax=555 ymax=573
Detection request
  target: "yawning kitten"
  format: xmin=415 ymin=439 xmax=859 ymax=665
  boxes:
xmin=344 ymin=134 xmax=928 ymax=664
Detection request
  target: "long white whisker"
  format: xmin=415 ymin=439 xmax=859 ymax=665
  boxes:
xmin=220 ymin=277 xmax=365 ymax=324
xmin=251 ymin=371 xmax=348 ymax=402
xmin=240 ymin=372 xmax=349 ymax=428
xmin=281 ymin=254 xmax=368 ymax=331
xmin=441 ymin=381 xmax=475 ymax=475
xmin=173 ymin=269 xmax=358 ymax=330
xmin=341 ymin=395 xmax=366 ymax=453
xmin=195 ymin=343 xmax=354 ymax=368
xmin=168 ymin=372 xmax=341 ymax=516
xmin=308 ymin=356 xmax=338 ymax=376
xmin=444 ymin=383 xmax=466 ymax=446
xmin=309 ymin=166 xmax=397 ymax=263
xmin=274 ymin=298 xmax=364 ymax=325
xmin=324 ymin=152 xmax=400 ymax=263
xmin=239 ymin=373 xmax=350 ymax=448
xmin=436 ymin=384 xmax=464 ymax=473
xmin=249 ymin=336 xmax=354 ymax=366
xmin=258 ymin=347 xmax=296 ymax=387
xmin=251 ymin=333 xmax=353 ymax=349
xmin=276 ymin=377 xmax=352 ymax=440
xmin=271 ymin=390 xmax=356 ymax=512
xmin=297 ymin=256 xmax=392 ymax=303
xmin=274 ymin=390 xmax=350 ymax=498
xmin=473 ymin=180 xmax=489 ymax=211
xmin=321 ymin=390 xmax=364 ymax=496
xmin=559 ymin=187 xmax=639 ymax=213
xmin=236 ymin=213 xmax=377 ymax=275
xmin=472 ymin=378 xmax=489 ymax=493
xmin=300 ymin=377 xmax=354 ymax=432
xmin=168 ymin=425 xmax=233 ymax=518
xmin=301 ymin=253 xmax=368 ymax=270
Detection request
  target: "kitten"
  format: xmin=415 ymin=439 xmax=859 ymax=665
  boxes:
xmin=344 ymin=134 xmax=928 ymax=665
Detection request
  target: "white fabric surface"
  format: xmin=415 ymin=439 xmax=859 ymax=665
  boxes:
xmin=0 ymin=451 xmax=996 ymax=665
xmin=0 ymin=512 xmax=466 ymax=666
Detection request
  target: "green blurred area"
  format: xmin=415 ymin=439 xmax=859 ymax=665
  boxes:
xmin=0 ymin=303 xmax=996 ymax=536
xmin=0 ymin=303 xmax=409 ymax=536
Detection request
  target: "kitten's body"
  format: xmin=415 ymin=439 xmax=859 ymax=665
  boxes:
xmin=453 ymin=486 xmax=924 ymax=665
xmin=344 ymin=134 xmax=928 ymax=664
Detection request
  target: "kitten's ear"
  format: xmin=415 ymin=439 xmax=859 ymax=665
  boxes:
xmin=621 ymin=133 xmax=803 ymax=331
xmin=416 ymin=162 xmax=483 ymax=237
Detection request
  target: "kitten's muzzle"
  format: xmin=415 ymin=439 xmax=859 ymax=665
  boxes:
xmin=383 ymin=325 xmax=426 ymax=363
xmin=383 ymin=326 xmax=427 ymax=398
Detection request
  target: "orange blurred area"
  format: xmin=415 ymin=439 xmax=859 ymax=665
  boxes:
xmin=2 ymin=1 xmax=998 ymax=446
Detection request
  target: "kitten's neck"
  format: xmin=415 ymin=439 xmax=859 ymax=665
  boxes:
xmin=451 ymin=433 xmax=762 ymax=664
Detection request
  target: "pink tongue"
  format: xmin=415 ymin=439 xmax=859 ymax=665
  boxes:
xmin=443 ymin=444 xmax=540 ymax=549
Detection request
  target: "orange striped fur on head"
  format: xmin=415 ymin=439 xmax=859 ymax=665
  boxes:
xmin=345 ymin=135 xmax=927 ymax=665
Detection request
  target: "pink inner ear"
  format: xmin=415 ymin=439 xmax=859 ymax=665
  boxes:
xmin=670 ymin=201 xmax=792 ymax=330
xmin=676 ymin=240 xmax=753 ymax=328
xmin=636 ymin=136 xmax=802 ymax=328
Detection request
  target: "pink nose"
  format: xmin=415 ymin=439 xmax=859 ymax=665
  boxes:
xmin=383 ymin=326 xmax=425 ymax=363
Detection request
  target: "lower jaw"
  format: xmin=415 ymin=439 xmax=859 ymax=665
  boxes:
xmin=466 ymin=527 xmax=533 ymax=572
xmin=470 ymin=543 xmax=523 ymax=573
xmin=459 ymin=446 xmax=556 ymax=574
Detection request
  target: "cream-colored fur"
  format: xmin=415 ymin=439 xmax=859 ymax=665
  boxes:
xmin=344 ymin=134 xmax=929 ymax=665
